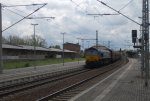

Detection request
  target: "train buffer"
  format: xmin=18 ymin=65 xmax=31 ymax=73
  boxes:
xmin=70 ymin=59 xmax=150 ymax=101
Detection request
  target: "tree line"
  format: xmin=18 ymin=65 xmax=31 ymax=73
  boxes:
xmin=2 ymin=35 xmax=47 ymax=47
xmin=2 ymin=35 xmax=61 ymax=49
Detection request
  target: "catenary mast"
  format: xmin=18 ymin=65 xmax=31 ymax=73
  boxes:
xmin=142 ymin=0 xmax=149 ymax=86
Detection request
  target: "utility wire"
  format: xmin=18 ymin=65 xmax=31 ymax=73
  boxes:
xmin=70 ymin=0 xmax=88 ymax=14
xmin=3 ymin=5 xmax=55 ymax=20
xmin=2 ymin=3 xmax=31 ymax=18
xmin=27 ymin=17 xmax=55 ymax=19
xmin=97 ymin=0 xmax=140 ymax=25
xmin=2 ymin=3 xmax=49 ymax=19
xmin=91 ymin=7 xmax=126 ymax=45
xmin=2 ymin=3 xmax=47 ymax=32
xmin=119 ymin=0 xmax=134 ymax=11
xmin=87 ymin=13 xmax=119 ymax=15
xmin=3 ymin=8 xmax=25 ymax=17
xmin=2 ymin=3 xmax=46 ymax=7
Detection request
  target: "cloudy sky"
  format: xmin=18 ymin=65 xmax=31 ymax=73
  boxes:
xmin=1 ymin=0 xmax=142 ymax=50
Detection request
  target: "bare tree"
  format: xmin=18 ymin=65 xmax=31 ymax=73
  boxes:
xmin=2 ymin=36 xmax=7 ymax=44
xmin=5 ymin=35 xmax=25 ymax=45
xmin=3 ymin=35 xmax=47 ymax=47
xmin=30 ymin=35 xmax=47 ymax=47
xmin=49 ymin=45 xmax=61 ymax=49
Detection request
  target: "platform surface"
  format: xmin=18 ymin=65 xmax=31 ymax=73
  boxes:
xmin=0 ymin=61 xmax=85 ymax=81
xmin=70 ymin=59 xmax=150 ymax=101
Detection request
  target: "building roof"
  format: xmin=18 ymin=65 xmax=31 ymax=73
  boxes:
xmin=2 ymin=44 xmax=76 ymax=53
xmin=64 ymin=42 xmax=80 ymax=46
xmin=48 ymin=48 xmax=62 ymax=52
xmin=48 ymin=48 xmax=77 ymax=53
xmin=64 ymin=49 xmax=77 ymax=53
xmin=2 ymin=44 xmax=23 ymax=49
xmin=20 ymin=45 xmax=49 ymax=51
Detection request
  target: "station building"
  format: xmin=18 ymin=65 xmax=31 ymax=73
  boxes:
xmin=2 ymin=44 xmax=77 ymax=60
xmin=63 ymin=42 xmax=80 ymax=53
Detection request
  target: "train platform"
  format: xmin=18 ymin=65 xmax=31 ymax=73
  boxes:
xmin=0 ymin=61 xmax=85 ymax=81
xmin=70 ymin=59 xmax=150 ymax=101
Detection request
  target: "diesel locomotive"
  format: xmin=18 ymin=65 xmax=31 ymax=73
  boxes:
xmin=84 ymin=45 xmax=121 ymax=67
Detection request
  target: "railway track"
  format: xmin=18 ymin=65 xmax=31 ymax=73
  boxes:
xmin=2 ymin=60 xmax=126 ymax=101
xmin=0 ymin=66 xmax=88 ymax=99
xmin=37 ymin=60 xmax=125 ymax=101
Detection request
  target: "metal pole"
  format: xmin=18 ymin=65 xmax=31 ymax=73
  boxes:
xmin=31 ymin=24 xmax=38 ymax=70
xmin=78 ymin=39 xmax=79 ymax=64
xmin=141 ymin=25 xmax=144 ymax=78
xmin=0 ymin=3 xmax=3 ymax=73
xmin=108 ymin=41 xmax=110 ymax=48
xmin=62 ymin=32 xmax=65 ymax=66
xmin=82 ymin=39 xmax=84 ymax=50
xmin=142 ymin=0 xmax=149 ymax=87
xmin=96 ymin=30 xmax=98 ymax=48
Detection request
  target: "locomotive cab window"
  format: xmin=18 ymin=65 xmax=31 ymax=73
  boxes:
xmin=85 ymin=49 xmax=98 ymax=55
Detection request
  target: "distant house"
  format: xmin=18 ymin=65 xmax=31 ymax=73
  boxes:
xmin=63 ymin=42 xmax=80 ymax=53
xmin=2 ymin=44 xmax=77 ymax=60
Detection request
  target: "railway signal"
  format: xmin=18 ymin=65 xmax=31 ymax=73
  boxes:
xmin=132 ymin=30 xmax=137 ymax=45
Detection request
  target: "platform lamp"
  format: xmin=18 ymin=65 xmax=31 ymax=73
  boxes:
xmin=77 ymin=38 xmax=80 ymax=64
xmin=61 ymin=32 xmax=66 ymax=66
xmin=31 ymin=23 xmax=38 ymax=70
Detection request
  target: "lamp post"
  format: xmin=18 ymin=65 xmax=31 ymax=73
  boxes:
xmin=31 ymin=23 xmax=38 ymax=70
xmin=77 ymin=38 xmax=80 ymax=64
xmin=61 ymin=32 xmax=66 ymax=66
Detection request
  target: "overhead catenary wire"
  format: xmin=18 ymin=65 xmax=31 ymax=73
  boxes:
xmin=70 ymin=1 xmax=127 ymax=49
xmin=27 ymin=17 xmax=55 ymax=19
xmin=97 ymin=0 xmax=140 ymax=25
xmin=45 ymin=0 xmax=89 ymax=38
xmin=70 ymin=0 xmax=88 ymax=14
xmin=2 ymin=3 xmax=33 ymax=18
xmin=3 ymin=5 xmax=55 ymax=22
xmin=3 ymin=7 xmax=25 ymax=18
xmin=87 ymin=13 xmax=119 ymax=15
xmin=2 ymin=3 xmax=46 ymax=7
xmin=2 ymin=3 xmax=47 ymax=32
xmin=86 ymin=5 xmax=121 ymax=43
xmin=119 ymin=0 xmax=134 ymax=11
xmin=103 ymin=0 xmax=137 ymax=47
xmin=91 ymin=6 xmax=126 ymax=47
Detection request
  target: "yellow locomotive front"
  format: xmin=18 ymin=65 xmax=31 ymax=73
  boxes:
xmin=85 ymin=47 xmax=101 ymax=66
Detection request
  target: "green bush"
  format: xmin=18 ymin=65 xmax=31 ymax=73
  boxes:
xmin=24 ymin=63 xmax=30 ymax=67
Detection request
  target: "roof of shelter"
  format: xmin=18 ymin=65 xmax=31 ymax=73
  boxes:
xmin=2 ymin=44 xmax=76 ymax=53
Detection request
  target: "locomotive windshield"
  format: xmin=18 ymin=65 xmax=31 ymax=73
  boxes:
xmin=85 ymin=49 xmax=98 ymax=55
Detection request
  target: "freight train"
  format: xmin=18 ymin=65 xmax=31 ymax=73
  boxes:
xmin=84 ymin=45 xmax=121 ymax=67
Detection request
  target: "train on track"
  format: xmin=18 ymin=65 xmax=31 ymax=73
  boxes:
xmin=84 ymin=45 xmax=121 ymax=67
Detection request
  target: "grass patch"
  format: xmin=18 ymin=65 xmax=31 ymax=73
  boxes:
xmin=4 ymin=58 xmax=85 ymax=69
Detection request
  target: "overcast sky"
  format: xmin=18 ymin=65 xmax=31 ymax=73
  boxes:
xmin=1 ymin=0 xmax=142 ymax=50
